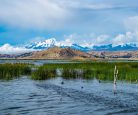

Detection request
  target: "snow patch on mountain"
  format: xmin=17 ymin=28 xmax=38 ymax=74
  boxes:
xmin=93 ymin=43 xmax=138 ymax=51
xmin=26 ymin=38 xmax=56 ymax=49
xmin=25 ymin=38 xmax=138 ymax=52
xmin=26 ymin=38 xmax=91 ymax=52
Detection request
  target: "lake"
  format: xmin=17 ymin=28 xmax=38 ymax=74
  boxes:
xmin=0 ymin=60 xmax=138 ymax=115
xmin=0 ymin=76 xmax=138 ymax=115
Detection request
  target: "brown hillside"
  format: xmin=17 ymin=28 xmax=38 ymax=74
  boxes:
xmin=24 ymin=47 xmax=90 ymax=59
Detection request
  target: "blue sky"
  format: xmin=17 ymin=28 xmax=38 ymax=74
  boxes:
xmin=0 ymin=0 xmax=138 ymax=46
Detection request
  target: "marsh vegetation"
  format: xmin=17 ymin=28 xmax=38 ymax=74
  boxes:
xmin=31 ymin=62 xmax=138 ymax=83
xmin=0 ymin=62 xmax=138 ymax=83
xmin=0 ymin=63 xmax=31 ymax=80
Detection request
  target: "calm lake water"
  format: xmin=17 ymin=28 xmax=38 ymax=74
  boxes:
xmin=0 ymin=76 xmax=138 ymax=115
xmin=0 ymin=60 xmax=138 ymax=115
xmin=0 ymin=59 xmax=75 ymax=66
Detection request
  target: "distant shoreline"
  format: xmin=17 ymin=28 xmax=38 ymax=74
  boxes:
xmin=0 ymin=58 xmax=138 ymax=61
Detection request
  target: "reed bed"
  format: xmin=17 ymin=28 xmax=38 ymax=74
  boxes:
xmin=0 ymin=63 xmax=31 ymax=80
xmin=32 ymin=62 xmax=138 ymax=83
xmin=0 ymin=62 xmax=137 ymax=83
xmin=31 ymin=66 xmax=56 ymax=80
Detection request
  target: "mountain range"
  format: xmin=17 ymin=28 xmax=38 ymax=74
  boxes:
xmin=0 ymin=38 xmax=138 ymax=59
xmin=0 ymin=46 xmax=138 ymax=59
xmin=25 ymin=38 xmax=138 ymax=52
xmin=6 ymin=47 xmax=138 ymax=60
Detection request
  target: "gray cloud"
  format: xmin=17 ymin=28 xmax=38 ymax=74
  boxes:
xmin=0 ymin=0 xmax=136 ymax=30
xmin=0 ymin=0 xmax=71 ymax=29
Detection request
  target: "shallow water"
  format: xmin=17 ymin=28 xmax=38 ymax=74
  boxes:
xmin=1 ymin=59 xmax=138 ymax=66
xmin=0 ymin=59 xmax=74 ymax=66
xmin=0 ymin=77 xmax=138 ymax=115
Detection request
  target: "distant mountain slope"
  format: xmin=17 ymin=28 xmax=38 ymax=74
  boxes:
xmin=93 ymin=44 xmax=138 ymax=51
xmin=61 ymin=44 xmax=91 ymax=52
xmin=23 ymin=47 xmax=91 ymax=59
xmin=89 ymin=51 xmax=138 ymax=59
xmin=1 ymin=47 xmax=138 ymax=59
xmin=26 ymin=38 xmax=91 ymax=52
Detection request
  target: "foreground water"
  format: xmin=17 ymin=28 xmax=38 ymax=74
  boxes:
xmin=0 ymin=76 xmax=138 ymax=115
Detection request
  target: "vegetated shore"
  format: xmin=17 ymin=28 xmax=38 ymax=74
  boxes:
xmin=0 ymin=61 xmax=138 ymax=83
xmin=1 ymin=57 xmax=138 ymax=61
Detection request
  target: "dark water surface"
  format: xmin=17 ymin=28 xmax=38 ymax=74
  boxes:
xmin=0 ymin=77 xmax=138 ymax=115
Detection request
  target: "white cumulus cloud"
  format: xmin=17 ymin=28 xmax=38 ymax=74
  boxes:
xmin=55 ymin=39 xmax=73 ymax=46
xmin=113 ymin=32 xmax=138 ymax=46
xmin=62 ymin=32 xmax=138 ymax=47
xmin=63 ymin=33 xmax=110 ymax=47
xmin=0 ymin=44 xmax=34 ymax=54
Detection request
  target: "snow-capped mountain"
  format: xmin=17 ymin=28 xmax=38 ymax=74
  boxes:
xmin=61 ymin=44 xmax=91 ymax=52
xmin=26 ymin=38 xmax=91 ymax=52
xmin=25 ymin=38 xmax=138 ymax=52
xmin=71 ymin=44 xmax=91 ymax=52
xmin=26 ymin=38 xmax=56 ymax=49
xmin=93 ymin=43 xmax=138 ymax=51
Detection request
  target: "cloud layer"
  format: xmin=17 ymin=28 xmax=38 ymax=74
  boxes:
xmin=0 ymin=0 xmax=138 ymax=46
xmin=0 ymin=0 xmax=135 ymax=30
xmin=30 ymin=31 xmax=138 ymax=48
xmin=0 ymin=0 xmax=70 ymax=29
xmin=0 ymin=44 xmax=34 ymax=54
xmin=62 ymin=32 xmax=138 ymax=47
xmin=1 ymin=30 xmax=138 ymax=54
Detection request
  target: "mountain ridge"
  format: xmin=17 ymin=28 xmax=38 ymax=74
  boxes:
xmin=21 ymin=46 xmax=91 ymax=59
xmin=25 ymin=38 xmax=138 ymax=51
xmin=0 ymin=46 xmax=138 ymax=60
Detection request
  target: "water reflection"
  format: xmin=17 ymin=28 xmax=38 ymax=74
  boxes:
xmin=113 ymin=83 xmax=117 ymax=95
